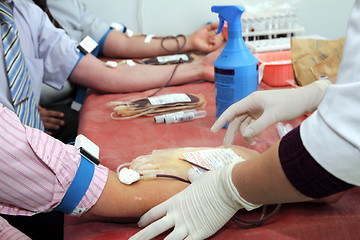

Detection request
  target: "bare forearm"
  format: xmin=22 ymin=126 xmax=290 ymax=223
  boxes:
xmin=232 ymin=141 xmax=312 ymax=205
xmin=69 ymin=54 xmax=205 ymax=93
xmin=84 ymin=171 xmax=188 ymax=219
xmin=102 ymin=31 xmax=194 ymax=59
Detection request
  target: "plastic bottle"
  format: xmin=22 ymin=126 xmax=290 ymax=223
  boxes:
xmin=211 ymin=5 xmax=259 ymax=120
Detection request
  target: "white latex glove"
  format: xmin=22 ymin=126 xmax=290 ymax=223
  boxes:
xmin=129 ymin=164 xmax=261 ymax=240
xmin=211 ymin=79 xmax=331 ymax=145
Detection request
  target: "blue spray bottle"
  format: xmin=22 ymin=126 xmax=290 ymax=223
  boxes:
xmin=211 ymin=5 xmax=258 ymax=119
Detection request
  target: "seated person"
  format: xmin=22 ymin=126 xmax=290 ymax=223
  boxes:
xmin=28 ymin=0 xmax=225 ymax=143
xmin=0 ymin=103 xmax=256 ymax=238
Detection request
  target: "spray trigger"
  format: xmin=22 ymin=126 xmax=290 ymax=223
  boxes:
xmin=217 ymin=16 xmax=225 ymax=34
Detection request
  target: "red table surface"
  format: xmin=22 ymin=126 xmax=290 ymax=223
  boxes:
xmin=64 ymin=81 xmax=360 ymax=240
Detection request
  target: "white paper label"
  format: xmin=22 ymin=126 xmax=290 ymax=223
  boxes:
xmin=144 ymin=34 xmax=155 ymax=43
xmin=157 ymin=54 xmax=189 ymax=63
xmin=148 ymin=93 xmax=191 ymax=105
xmin=183 ymin=149 xmax=245 ymax=174
xmin=126 ymin=60 xmax=136 ymax=66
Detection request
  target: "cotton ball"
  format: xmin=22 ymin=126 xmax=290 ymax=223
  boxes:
xmin=118 ymin=167 xmax=140 ymax=185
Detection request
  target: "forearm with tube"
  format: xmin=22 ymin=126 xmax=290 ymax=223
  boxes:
xmin=102 ymin=30 xmax=192 ymax=59
xmin=69 ymin=54 xmax=205 ymax=93
xmin=83 ymin=171 xmax=188 ymax=220
xmin=102 ymin=22 xmax=222 ymax=59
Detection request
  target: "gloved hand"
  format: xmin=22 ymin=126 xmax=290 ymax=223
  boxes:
xmin=129 ymin=163 xmax=261 ymax=240
xmin=211 ymin=79 xmax=331 ymax=145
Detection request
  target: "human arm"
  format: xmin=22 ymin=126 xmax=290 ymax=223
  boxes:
xmin=22 ymin=0 xmax=220 ymax=96
xmin=68 ymin=46 xmax=221 ymax=93
xmin=102 ymin=22 xmax=224 ymax=59
xmin=0 ymin=103 xmax=188 ymax=220
xmin=129 ymin=140 xmax=303 ymax=240
xmin=82 ymin=171 xmax=188 ymax=220
xmin=131 ymin=125 xmax=355 ymax=240
xmin=211 ymin=79 xmax=331 ymax=145
xmin=46 ymin=0 xmax=224 ymax=58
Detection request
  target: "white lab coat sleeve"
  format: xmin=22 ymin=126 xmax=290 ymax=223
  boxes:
xmin=301 ymin=0 xmax=360 ymax=186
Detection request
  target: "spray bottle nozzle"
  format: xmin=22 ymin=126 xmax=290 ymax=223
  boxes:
xmin=211 ymin=5 xmax=245 ymax=33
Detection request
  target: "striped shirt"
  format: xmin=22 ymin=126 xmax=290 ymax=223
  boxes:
xmin=0 ymin=103 xmax=109 ymax=238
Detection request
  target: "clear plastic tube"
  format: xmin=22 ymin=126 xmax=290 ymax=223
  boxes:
xmin=164 ymin=110 xmax=207 ymax=124
xmin=154 ymin=110 xmax=196 ymax=123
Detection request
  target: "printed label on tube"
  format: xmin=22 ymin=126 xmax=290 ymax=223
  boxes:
xmin=148 ymin=93 xmax=191 ymax=105
xmin=183 ymin=148 xmax=245 ymax=174
xmin=164 ymin=110 xmax=206 ymax=124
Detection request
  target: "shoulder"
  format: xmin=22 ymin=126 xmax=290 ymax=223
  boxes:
xmin=13 ymin=0 xmax=41 ymax=12
xmin=12 ymin=0 xmax=46 ymax=23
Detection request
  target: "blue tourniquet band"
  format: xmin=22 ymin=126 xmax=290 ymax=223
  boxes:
xmin=54 ymin=155 xmax=95 ymax=214
xmin=98 ymin=28 xmax=112 ymax=55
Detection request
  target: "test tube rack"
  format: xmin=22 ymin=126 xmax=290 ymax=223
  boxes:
xmin=241 ymin=12 xmax=305 ymax=52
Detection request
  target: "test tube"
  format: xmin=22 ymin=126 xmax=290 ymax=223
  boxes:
xmin=273 ymin=14 xmax=279 ymax=31
xmin=164 ymin=110 xmax=207 ymax=124
xmin=154 ymin=110 xmax=196 ymax=123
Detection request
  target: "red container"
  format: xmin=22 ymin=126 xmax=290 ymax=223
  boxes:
xmin=254 ymin=50 xmax=294 ymax=87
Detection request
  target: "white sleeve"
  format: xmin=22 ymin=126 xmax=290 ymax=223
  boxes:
xmin=301 ymin=0 xmax=360 ymax=186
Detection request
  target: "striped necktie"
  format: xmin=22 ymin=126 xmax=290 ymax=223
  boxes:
xmin=0 ymin=1 xmax=44 ymax=130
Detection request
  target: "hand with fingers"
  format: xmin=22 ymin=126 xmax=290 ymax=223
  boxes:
xmin=211 ymin=79 xmax=331 ymax=146
xmin=130 ymin=164 xmax=260 ymax=240
xmin=38 ymin=106 xmax=64 ymax=135
xmin=190 ymin=22 xmax=225 ymax=53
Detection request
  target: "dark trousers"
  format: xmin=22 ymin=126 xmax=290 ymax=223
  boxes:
xmin=1 ymin=211 xmax=64 ymax=240
xmin=46 ymin=103 xmax=79 ymax=144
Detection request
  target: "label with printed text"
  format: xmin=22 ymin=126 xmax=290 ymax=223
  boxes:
xmin=148 ymin=93 xmax=191 ymax=105
xmin=183 ymin=148 xmax=245 ymax=174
